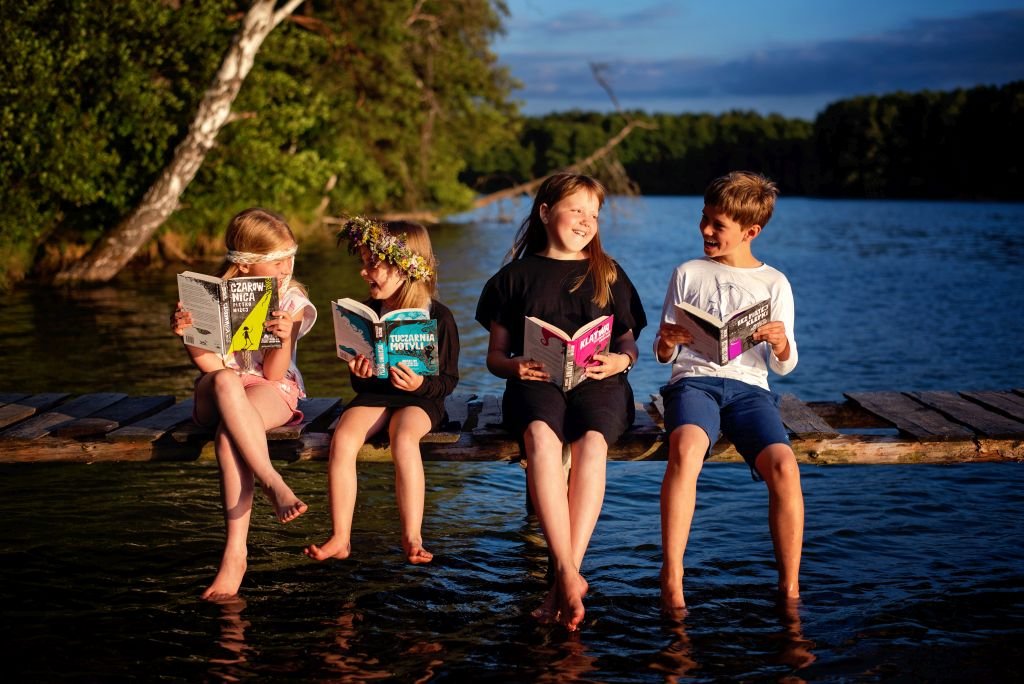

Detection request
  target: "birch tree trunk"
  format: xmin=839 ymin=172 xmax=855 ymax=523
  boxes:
xmin=55 ymin=0 xmax=304 ymax=284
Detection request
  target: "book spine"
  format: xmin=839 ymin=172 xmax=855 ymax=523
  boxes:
xmin=563 ymin=346 xmax=574 ymax=392
xmin=219 ymin=281 xmax=232 ymax=356
xmin=373 ymin=322 xmax=388 ymax=378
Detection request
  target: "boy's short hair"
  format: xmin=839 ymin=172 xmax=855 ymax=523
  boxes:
xmin=704 ymin=171 xmax=778 ymax=228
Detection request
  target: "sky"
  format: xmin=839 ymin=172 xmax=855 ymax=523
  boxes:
xmin=493 ymin=0 xmax=1024 ymax=120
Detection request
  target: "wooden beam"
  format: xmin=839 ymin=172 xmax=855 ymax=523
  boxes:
xmin=845 ymin=391 xmax=974 ymax=440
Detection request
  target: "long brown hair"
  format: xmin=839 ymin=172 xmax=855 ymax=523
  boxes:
xmin=510 ymin=173 xmax=617 ymax=307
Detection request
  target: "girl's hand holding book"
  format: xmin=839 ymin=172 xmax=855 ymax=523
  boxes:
xmin=512 ymin=357 xmax=550 ymax=382
xmin=171 ymin=302 xmax=192 ymax=337
xmin=347 ymin=354 xmax=375 ymax=378
xmin=389 ymin=361 xmax=424 ymax=392
xmin=264 ymin=310 xmax=295 ymax=343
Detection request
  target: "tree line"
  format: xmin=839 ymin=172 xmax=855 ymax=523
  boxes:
xmin=1 ymin=0 xmax=1020 ymax=291
xmin=462 ymin=80 xmax=1024 ymax=202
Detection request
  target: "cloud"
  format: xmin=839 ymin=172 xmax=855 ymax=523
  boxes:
xmin=520 ymin=2 xmax=680 ymax=35
xmin=503 ymin=10 xmax=1024 ymax=115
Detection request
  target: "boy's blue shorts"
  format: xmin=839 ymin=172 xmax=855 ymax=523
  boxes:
xmin=660 ymin=376 xmax=790 ymax=481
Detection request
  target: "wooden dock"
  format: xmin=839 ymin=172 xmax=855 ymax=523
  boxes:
xmin=1 ymin=389 xmax=1023 ymax=464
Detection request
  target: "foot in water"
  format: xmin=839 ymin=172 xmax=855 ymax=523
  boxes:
xmin=202 ymin=549 xmax=247 ymax=601
xmin=403 ymin=541 xmax=434 ymax=565
xmin=660 ymin=566 xmax=687 ymax=616
xmin=532 ymin=571 xmax=588 ymax=631
xmin=304 ymin=535 xmax=351 ymax=561
xmin=260 ymin=481 xmax=308 ymax=523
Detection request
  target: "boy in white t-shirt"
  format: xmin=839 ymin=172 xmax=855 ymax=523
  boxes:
xmin=654 ymin=171 xmax=804 ymax=613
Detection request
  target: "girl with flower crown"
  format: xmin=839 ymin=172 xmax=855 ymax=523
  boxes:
xmin=171 ymin=208 xmax=318 ymax=601
xmin=305 ymin=219 xmax=459 ymax=565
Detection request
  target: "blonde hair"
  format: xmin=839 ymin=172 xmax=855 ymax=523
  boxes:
xmin=703 ymin=171 xmax=779 ymax=229
xmin=216 ymin=208 xmax=306 ymax=296
xmin=381 ymin=221 xmax=437 ymax=310
xmin=511 ymin=173 xmax=617 ymax=308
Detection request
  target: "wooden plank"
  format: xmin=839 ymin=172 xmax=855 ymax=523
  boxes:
xmin=961 ymin=390 xmax=1024 ymax=424
xmin=0 ymin=393 xmax=30 ymax=405
xmin=780 ymin=394 xmax=840 ymax=438
xmin=267 ymin=397 xmax=343 ymax=441
xmin=1 ymin=393 xmax=126 ymax=440
xmin=51 ymin=395 xmax=176 ymax=439
xmin=910 ymin=391 xmax=1024 ymax=439
xmin=107 ymin=399 xmax=195 ymax=443
xmin=845 ymin=391 xmax=973 ymax=441
xmin=442 ymin=392 xmax=476 ymax=431
xmin=0 ymin=393 xmax=70 ymax=430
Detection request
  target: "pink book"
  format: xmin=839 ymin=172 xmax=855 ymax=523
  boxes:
xmin=523 ymin=315 xmax=614 ymax=391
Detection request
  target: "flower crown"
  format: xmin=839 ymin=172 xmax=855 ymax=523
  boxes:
xmin=337 ymin=216 xmax=433 ymax=282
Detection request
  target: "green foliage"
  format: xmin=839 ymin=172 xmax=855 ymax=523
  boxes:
xmin=1 ymin=0 xmax=517 ymax=287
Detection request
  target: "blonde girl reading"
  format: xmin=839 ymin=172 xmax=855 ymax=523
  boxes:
xmin=171 ymin=208 xmax=317 ymax=601
xmin=305 ymin=218 xmax=459 ymax=565
xmin=475 ymin=173 xmax=647 ymax=631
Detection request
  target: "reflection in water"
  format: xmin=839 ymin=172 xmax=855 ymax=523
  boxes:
xmin=773 ymin=598 xmax=816 ymax=673
xmin=535 ymin=635 xmax=599 ymax=683
xmin=650 ymin=617 xmax=700 ymax=682
xmin=319 ymin=603 xmax=392 ymax=681
xmin=208 ymin=597 xmax=253 ymax=682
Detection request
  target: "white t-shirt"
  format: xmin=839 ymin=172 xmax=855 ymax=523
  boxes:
xmin=655 ymin=257 xmax=797 ymax=391
xmin=224 ymin=286 xmax=318 ymax=396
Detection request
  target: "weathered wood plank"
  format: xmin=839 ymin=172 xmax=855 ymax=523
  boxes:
xmin=1 ymin=393 xmax=127 ymax=440
xmin=780 ymin=394 xmax=840 ymax=438
xmin=961 ymin=390 xmax=1024 ymax=424
xmin=845 ymin=391 xmax=974 ymax=440
xmin=0 ymin=393 xmax=30 ymax=406
xmin=51 ymin=395 xmax=176 ymax=439
xmin=910 ymin=391 xmax=1024 ymax=438
xmin=267 ymin=397 xmax=343 ymax=441
xmin=0 ymin=393 xmax=71 ymax=430
xmin=107 ymin=399 xmax=195 ymax=443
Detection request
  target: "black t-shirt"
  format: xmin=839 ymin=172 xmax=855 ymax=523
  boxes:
xmin=350 ymin=298 xmax=460 ymax=404
xmin=475 ymin=254 xmax=647 ymax=355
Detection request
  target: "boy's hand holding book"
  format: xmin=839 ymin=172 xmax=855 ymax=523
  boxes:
xmin=752 ymin=320 xmax=791 ymax=360
xmin=656 ymin=322 xmax=694 ymax=362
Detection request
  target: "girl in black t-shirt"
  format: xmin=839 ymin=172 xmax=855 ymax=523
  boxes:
xmin=476 ymin=173 xmax=647 ymax=631
xmin=306 ymin=218 xmax=459 ymax=566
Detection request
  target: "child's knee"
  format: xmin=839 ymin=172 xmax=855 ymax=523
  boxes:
xmin=669 ymin=425 xmax=710 ymax=463
xmin=757 ymin=446 xmax=801 ymax=488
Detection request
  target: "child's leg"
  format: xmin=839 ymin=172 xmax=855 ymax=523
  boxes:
xmin=660 ymin=425 xmax=710 ymax=612
xmin=566 ymin=431 xmax=608 ymax=570
xmin=196 ymin=370 xmax=306 ymax=522
xmin=388 ymin=407 xmax=434 ymax=564
xmin=202 ymin=428 xmax=254 ymax=601
xmin=524 ymin=420 xmax=588 ymax=631
xmin=754 ymin=444 xmax=803 ymax=599
xmin=304 ymin=406 xmax=388 ymax=561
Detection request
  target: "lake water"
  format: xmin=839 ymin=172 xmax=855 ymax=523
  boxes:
xmin=2 ymin=196 xmax=1023 ymax=681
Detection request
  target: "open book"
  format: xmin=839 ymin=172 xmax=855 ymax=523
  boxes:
xmin=523 ymin=315 xmax=614 ymax=391
xmin=331 ymin=298 xmax=439 ymax=378
xmin=177 ymin=272 xmax=281 ymax=356
xmin=675 ymin=299 xmax=771 ymax=365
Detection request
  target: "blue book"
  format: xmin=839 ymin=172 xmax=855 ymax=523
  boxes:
xmin=331 ymin=298 xmax=438 ymax=377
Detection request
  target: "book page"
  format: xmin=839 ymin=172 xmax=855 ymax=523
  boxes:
xmin=674 ymin=302 xmax=724 ymax=364
xmin=177 ymin=273 xmax=227 ymax=355
xmin=332 ymin=300 xmax=375 ymax=361
xmin=523 ymin=316 xmax=568 ymax=387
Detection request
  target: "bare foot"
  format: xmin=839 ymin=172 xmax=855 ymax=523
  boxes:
xmin=403 ymin=540 xmax=434 ymax=565
xmin=304 ymin=535 xmax=351 ymax=561
xmin=202 ymin=550 xmax=247 ymax=601
xmin=557 ymin=571 xmax=588 ymax=632
xmin=260 ymin=481 xmax=308 ymax=523
xmin=660 ymin=566 xmax=686 ymax=615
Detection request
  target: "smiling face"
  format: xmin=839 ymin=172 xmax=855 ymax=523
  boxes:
xmin=699 ymin=205 xmax=761 ymax=266
xmin=538 ymin=188 xmax=601 ymax=259
xmin=358 ymin=246 xmax=405 ymax=304
xmin=238 ymin=246 xmax=295 ymax=291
